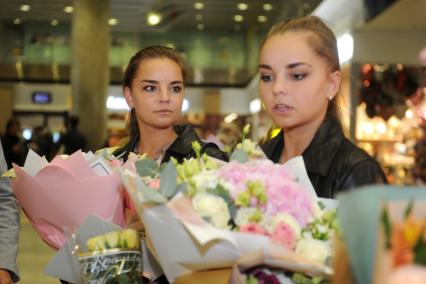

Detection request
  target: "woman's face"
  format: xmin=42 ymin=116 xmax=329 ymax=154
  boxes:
xmin=124 ymin=57 xmax=184 ymax=130
xmin=258 ymin=32 xmax=341 ymax=131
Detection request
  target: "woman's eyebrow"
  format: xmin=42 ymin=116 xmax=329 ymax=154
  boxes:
xmin=139 ymin=79 xmax=158 ymax=84
xmin=258 ymin=64 xmax=272 ymax=70
xmin=286 ymin=62 xmax=313 ymax=69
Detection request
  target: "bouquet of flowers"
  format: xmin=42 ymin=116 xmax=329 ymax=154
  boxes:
xmin=120 ymin=135 xmax=337 ymax=282
xmin=8 ymin=149 xmax=129 ymax=250
xmin=68 ymin=227 xmax=143 ymax=284
xmin=376 ymin=201 xmax=426 ymax=284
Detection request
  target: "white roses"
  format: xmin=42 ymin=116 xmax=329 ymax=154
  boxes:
xmin=192 ymin=193 xmax=230 ymax=229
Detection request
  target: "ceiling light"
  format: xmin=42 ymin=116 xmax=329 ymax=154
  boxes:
xmin=108 ymin=18 xmax=118 ymax=26
xmin=197 ymin=23 xmax=204 ymax=31
xmin=263 ymin=3 xmax=273 ymax=11
xmin=237 ymin=3 xmax=248 ymax=10
xmin=13 ymin=18 xmax=21 ymax=25
xmin=195 ymin=14 xmax=203 ymax=21
xmin=51 ymin=19 xmax=59 ymax=26
xmin=234 ymin=15 xmax=244 ymax=22
xmin=194 ymin=2 xmax=204 ymax=10
xmin=257 ymin=15 xmax=267 ymax=22
xmin=147 ymin=13 xmax=161 ymax=26
xmin=64 ymin=6 xmax=74 ymax=13
xmin=20 ymin=5 xmax=31 ymax=12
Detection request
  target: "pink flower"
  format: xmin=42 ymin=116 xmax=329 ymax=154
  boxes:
xmin=271 ymin=222 xmax=297 ymax=250
xmin=240 ymin=223 xmax=269 ymax=236
xmin=148 ymin=179 xmax=161 ymax=190
xmin=109 ymin=159 xmax=124 ymax=167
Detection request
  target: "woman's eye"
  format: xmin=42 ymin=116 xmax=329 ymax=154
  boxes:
xmin=170 ymin=86 xmax=182 ymax=93
xmin=143 ymin=85 xmax=156 ymax=92
xmin=260 ymin=74 xmax=273 ymax=82
xmin=291 ymin=73 xmax=306 ymax=81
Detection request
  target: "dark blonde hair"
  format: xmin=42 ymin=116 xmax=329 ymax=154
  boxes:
xmin=124 ymin=46 xmax=188 ymax=140
xmin=262 ymin=16 xmax=342 ymax=124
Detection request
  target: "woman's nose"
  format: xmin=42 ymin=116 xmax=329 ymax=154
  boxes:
xmin=272 ymin=77 xmax=287 ymax=96
xmin=159 ymin=88 xmax=170 ymax=102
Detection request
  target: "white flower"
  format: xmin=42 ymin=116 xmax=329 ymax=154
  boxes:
xmin=295 ymin=238 xmax=332 ymax=264
xmin=271 ymin=213 xmax=302 ymax=238
xmin=192 ymin=193 xmax=230 ymax=229
xmin=191 ymin=171 xmax=218 ymax=193
xmin=235 ymin=207 xmax=258 ymax=226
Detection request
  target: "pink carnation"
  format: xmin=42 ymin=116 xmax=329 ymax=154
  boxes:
xmin=271 ymin=222 xmax=297 ymax=250
xmin=240 ymin=223 xmax=269 ymax=236
xmin=218 ymin=160 xmax=315 ymax=227
xmin=148 ymin=179 xmax=161 ymax=190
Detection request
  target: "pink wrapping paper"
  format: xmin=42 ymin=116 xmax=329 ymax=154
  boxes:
xmin=12 ymin=151 xmax=126 ymax=250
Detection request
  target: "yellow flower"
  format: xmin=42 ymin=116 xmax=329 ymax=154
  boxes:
xmin=104 ymin=231 xmax=121 ymax=249
xmin=402 ymin=216 xmax=423 ymax=247
xmin=120 ymin=229 xmax=140 ymax=250
xmin=86 ymin=235 xmax=106 ymax=252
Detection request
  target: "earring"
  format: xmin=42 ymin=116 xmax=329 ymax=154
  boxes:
xmin=328 ymin=96 xmax=333 ymax=101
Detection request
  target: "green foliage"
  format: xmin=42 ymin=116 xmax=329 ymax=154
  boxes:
xmin=230 ymin=148 xmax=249 ymax=163
xmin=381 ymin=207 xmax=392 ymax=249
xmin=135 ymin=158 xmax=158 ymax=178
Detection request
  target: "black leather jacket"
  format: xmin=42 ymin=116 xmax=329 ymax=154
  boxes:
xmin=113 ymin=124 xmax=228 ymax=163
xmin=261 ymin=116 xmax=387 ymax=198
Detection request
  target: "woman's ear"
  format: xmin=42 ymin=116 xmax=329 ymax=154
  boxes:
xmin=124 ymin=87 xmax=134 ymax=108
xmin=326 ymin=70 xmax=342 ymax=100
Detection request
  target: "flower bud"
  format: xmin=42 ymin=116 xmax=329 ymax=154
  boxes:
xmin=120 ymin=229 xmax=140 ymax=250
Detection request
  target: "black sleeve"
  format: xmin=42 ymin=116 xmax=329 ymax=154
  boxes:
xmin=339 ymin=159 xmax=387 ymax=192
xmin=201 ymin=142 xmax=228 ymax=162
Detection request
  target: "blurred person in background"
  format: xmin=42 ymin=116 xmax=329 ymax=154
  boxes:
xmin=1 ymin=118 xmax=27 ymax=169
xmin=54 ymin=115 xmax=87 ymax=155
xmin=0 ymin=139 xmax=20 ymax=284
xmin=259 ymin=16 xmax=387 ymax=198
xmin=28 ymin=125 xmax=54 ymax=160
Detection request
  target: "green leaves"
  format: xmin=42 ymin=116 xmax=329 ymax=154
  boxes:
xmin=381 ymin=206 xmax=392 ymax=249
xmin=230 ymin=148 xmax=248 ymax=163
xmin=159 ymin=161 xmax=178 ymax=199
xmin=135 ymin=176 xmax=167 ymax=204
xmin=135 ymin=158 xmax=158 ymax=177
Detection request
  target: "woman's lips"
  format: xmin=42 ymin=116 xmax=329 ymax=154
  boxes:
xmin=154 ymin=109 xmax=173 ymax=115
xmin=273 ymin=104 xmax=293 ymax=115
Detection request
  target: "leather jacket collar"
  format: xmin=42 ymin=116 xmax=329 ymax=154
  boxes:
xmin=114 ymin=125 xmax=202 ymax=162
xmin=261 ymin=115 xmax=345 ymax=176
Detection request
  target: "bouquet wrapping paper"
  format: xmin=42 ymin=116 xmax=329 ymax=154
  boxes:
xmin=122 ymin=156 xmax=335 ymax=282
xmin=11 ymin=150 xmax=126 ymax=250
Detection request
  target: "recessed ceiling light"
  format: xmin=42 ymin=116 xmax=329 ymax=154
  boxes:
xmin=194 ymin=2 xmax=204 ymax=10
xmin=257 ymin=15 xmax=267 ymax=23
xmin=197 ymin=23 xmax=204 ymax=31
xmin=237 ymin=3 xmax=248 ymax=10
xmin=20 ymin=5 xmax=31 ymax=12
xmin=13 ymin=18 xmax=21 ymax=25
xmin=195 ymin=14 xmax=203 ymax=21
xmin=263 ymin=3 xmax=273 ymax=11
xmin=108 ymin=18 xmax=118 ymax=26
xmin=64 ymin=6 xmax=74 ymax=13
xmin=234 ymin=15 xmax=244 ymax=22
xmin=51 ymin=19 xmax=59 ymax=26
xmin=147 ymin=13 xmax=161 ymax=26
